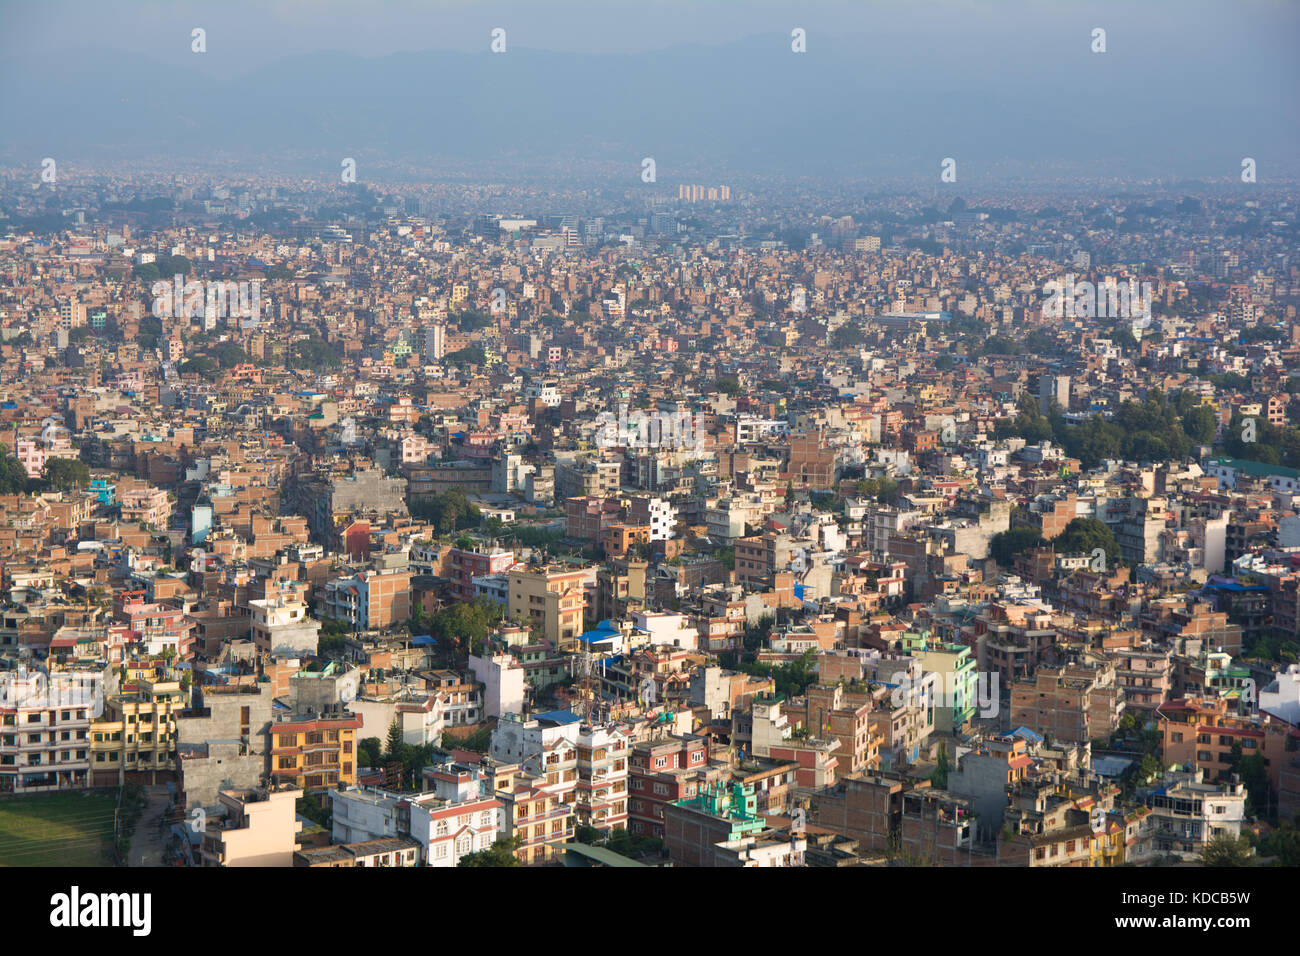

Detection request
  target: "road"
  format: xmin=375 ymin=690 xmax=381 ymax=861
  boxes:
xmin=127 ymin=785 xmax=172 ymax=867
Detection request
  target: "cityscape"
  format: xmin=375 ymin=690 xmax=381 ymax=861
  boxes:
xmin=0 ymin=1 xmax=1296 ymax=922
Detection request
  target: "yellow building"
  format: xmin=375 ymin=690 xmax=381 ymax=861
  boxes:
xmin=498 ymin=783 xmax=576 ymax=865
xmin=270 ymin=710 xmax=361 ymax=793
xmin=90 ymin=677 xmax=187 ymax=786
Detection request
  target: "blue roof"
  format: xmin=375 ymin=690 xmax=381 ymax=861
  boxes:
xmin=1008 ymin=727 xmax=1044 ymax=743
xmin=534 ymin=709 xmax=582 ymax=726
xmin=1204 ymin=580 xmax=1268 ymax=592
xmin=409 ymin=634 xmax=437 ymax=646
xmin=578 ymin=620 xmax=621 ymax=644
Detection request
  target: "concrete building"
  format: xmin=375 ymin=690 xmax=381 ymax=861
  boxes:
xmin=470 ymin=651 xmax=525 ymax=719
xmin=507 ymin=565 xmax=591 ymax=649
xmin=249 ymin=590 xmax=320 ymax=658
xmin=0 ymin=666 xmax=104 ymax=794
xmin=270 ymin=707 xmax=362 ymax=793
xmin=1146 ymin=769 xmax=1247 ymax=861
xmin=407 ymin=791 xmax=503 ymax=866
xmin=200 ymin=786 xmax=302 ymax=867
xmin=175 ymin=683 xmax=274 ymax=810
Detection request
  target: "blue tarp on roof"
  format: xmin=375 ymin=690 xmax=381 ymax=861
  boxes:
xmin=1008 ymin=727 xmax=1045 ymax=743
xmin=534 ymin=709 xmax=581 ymax=726
xmin=578 ymin=620 xmax=621 ymax=644
xmin=409 ymin=634 xmax=436 ymax=646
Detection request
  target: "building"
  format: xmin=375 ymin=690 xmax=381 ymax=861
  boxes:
xmin=1145 ymin=769 xmax=1247 ymax=860
xmin=663 ymin=780 xmax=769 ymax=867
xmin=628 ymin=734 xmax=718 ymax=839
xmin=90 ymin=676 xmax=187 ymax=786
xmin=175 ymin=683 xmax=274 ymax=810
xmin=1010 ymin=660 xmax=1125 ymax=744
xmin=249 ymin=590 xmax=320 ymax=658
xmin=270 ymin=707 xmax=362 ymax=793
xmin=575 ymin=724 xmax=630 ymax=833
xmin=407 ymin=791 xmax=503 ymax=866
xmin=0 ymin=666 xmax=103 ymax=794
xmin=469 ymin=651 xmax=525 ymax=719
xmin=200 ymin=786 xmax=302 ymax=867
xmin=448 ymin=545 xmax=515 ymax=601
xmin=496 ymin=783 xmax=575 ymax=865
xmin=507 ymin=565 xmax=590 ymax=649
xmin=321 ymin=555 xmax=412 ymax=631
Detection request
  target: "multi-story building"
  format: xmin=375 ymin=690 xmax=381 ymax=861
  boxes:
xmin=200 ymin=786 xmax=302 ymax=867
xmin=90 ymin=675 xmax=186 ymax=786
xmin=802 ymin=682 xmax=879 ymax=776
xmin=248 ymin=589 xmax=320 ymax=658
xmin=270 ymin=707 xmax=362 ymax=793
xmin=1010 ymin=659 xmax=1125 ymax=744
xmin=507 ymin=565 xmax=590 ymax=649
xmin=1158 ymin=696 xmax=1297 ymax=796
xmin=554 ymin=458 xmax=622 ymax=501
xmin=909 ymin=633 xmax=979 ymax=734
xmin=448 ymin=545 xmax=515 ymax=601
xmin=407 ymin=791 xmax=503 ymax=866
xmin=496 ymin=783 xmax=575 ymax=865
xmin=490 ymin=710 xmax=580 ymax=807
xmin=628 ymin=734 xmax=719 ymax=839
xmin=1112 ymin=644 xmax=1173 ymax=712
xmin=0 ymin=666 xmax=103 ymax=794
xmin=321 ymin=554 xmax=412 ymax=631
xmin=575 ymin=724 xmax=630 ymax=833
xmin=1145 ymin=769 xmax=1247 ymax=860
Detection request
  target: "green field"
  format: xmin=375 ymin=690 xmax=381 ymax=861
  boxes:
xmin=0 ymin=792 xmax=118 ymax=867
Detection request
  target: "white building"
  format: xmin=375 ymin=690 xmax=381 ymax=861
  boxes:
xmin=1260 ymin=663 xmax=1300 ymax=726
xmin=0 ymin=666 xmax=105 ymax=793
xmin=407 ymin=793 xmax=502 ymax=866
xmin=632 ymin=610 xmax=698 ymax=650
xmin=249 ymin=590 xmax=320 ymax=658
xmin=330 ymin=786 xmax=404 ymax=844
xmin=470 ymin=652 xmax=526 ymax=719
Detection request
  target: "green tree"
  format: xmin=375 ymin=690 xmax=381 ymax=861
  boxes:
xmin=358 ymin=737 xmax=382 ymax=769
xmin=931 ymin=744 xmax=950 ymax=789
xmin=458 ymin=836 xmax=522 ymax=867
xmin=42 ymin=457 xmax=91 ymax=492
xmin=989 ymin=526 xmax=1046 ymax=566
xmin=1055 ymin=517 xmax=1121 ymax=567
xmin=0 ymin=454 xmax=31 ymax=494
xmin=1201 ymin=833 xmax=1252 ymax=867
xmin=384 ymin=718 xmax=403 ymax=760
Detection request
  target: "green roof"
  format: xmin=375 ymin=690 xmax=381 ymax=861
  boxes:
xmin=1210 ymin=458 xmax=1300 ymax=480
xmin=563 ymin=843 xmax=647 ymax=867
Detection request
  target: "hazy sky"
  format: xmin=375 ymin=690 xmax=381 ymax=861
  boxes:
xmin=4 ymin=0 xmax=1296 ymax=69
xmin=2 ymin=0 xmax=1296 ymax=180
